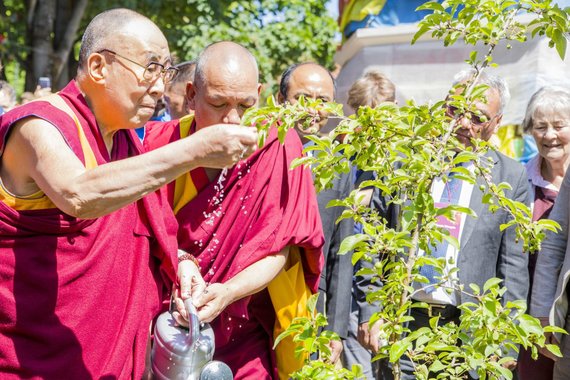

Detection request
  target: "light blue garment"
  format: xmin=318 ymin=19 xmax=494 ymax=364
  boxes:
xmin=520 ymin=134 xmax=538 ymax=165
xmin=419 ymin=174 xmax=463 ymax=292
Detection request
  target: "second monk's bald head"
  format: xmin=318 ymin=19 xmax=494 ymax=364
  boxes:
xmin=194 ymin=41 xmax=259 ymax=87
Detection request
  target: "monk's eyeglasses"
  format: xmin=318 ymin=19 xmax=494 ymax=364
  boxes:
xmin=98 ymin=49 xmax=179 ymax=84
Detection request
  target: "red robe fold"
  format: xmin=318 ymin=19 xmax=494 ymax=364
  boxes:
xmin=0 ymin=81 xmax=178 ymax=379
xmin=145 ymin=121 xmax=324 ymax=378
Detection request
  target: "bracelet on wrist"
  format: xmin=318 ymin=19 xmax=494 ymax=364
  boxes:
xmin=178 ymin=252 xmax=201 ymax=269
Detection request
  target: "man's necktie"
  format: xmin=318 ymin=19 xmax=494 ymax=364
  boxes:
xmin=420 ymin=175 xmax=463 ymax=293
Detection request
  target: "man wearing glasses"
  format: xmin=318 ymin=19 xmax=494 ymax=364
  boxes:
xmin=357 ymin=69 xmax=530 ymax=379
xmin=0 ymin=9 xmax=257 ymax=379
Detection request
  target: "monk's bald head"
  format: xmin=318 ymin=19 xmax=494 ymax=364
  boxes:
xmin=188 ymin=41 xmax=260 ymax=129
xmin=194 ymin=41 xmax=259 ymax=88
xmin=78 ymin=9 xmax=161 ymax=71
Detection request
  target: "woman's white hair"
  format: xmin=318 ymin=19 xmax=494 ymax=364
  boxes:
xmin=522 ymin=85 xmax=570 ymax=133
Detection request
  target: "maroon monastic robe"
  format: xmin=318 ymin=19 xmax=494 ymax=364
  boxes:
xmin=145 ymin=120 xmax=324 ymax=379
xmin=0 ymin=81 xmax=178 ymax=379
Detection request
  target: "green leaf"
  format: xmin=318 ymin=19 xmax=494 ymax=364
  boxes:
xmin=273 ymin=328 xmax=297 ymax=349
xmin=416 ymin=1 xmax=445 ymax=12
xmin=546 ymin=344 xmax=563 ymax=357
xmin=412 ymin=25 xmax=431 ymax=45
xmin=389 ymin=339 xmax=411 ymax=362
xmin=544 ymin=325 xmax=567 ymax=334
xmin=483 ymin=277 xmax=503 ymax=292
xmin=442 ymin=233 xmax=460 ymax=250
xmin=518 ymin=314 xmax=544 ymax=336
xmin=469 ymin=283 xmax=481 ymax=295
xmin=553 ymin=28 xmax=568 ymax=59
xmin=306 ymin=293 xmax=319 ymax=314
xmin=339 ymin=234 xmax=369 ymax=256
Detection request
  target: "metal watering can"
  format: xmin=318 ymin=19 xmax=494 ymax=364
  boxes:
xmin=151 ymin=298 xmax=233 ymax=380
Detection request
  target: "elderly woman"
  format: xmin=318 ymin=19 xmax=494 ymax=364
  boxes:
xmin=519 ymin=86 xmax=570 ymax=380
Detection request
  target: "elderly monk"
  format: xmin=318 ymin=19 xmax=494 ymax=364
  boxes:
xmin=144 ymin=41 xmax=324 ymax=379
xmin=0 ymin=10 xmax=257 ymax=379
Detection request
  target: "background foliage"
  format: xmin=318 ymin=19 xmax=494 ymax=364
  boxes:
xmin=0 ymin=0 xmax=337 ymax=97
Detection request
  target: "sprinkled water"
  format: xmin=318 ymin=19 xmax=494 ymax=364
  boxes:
xmin=192 ymin=157 xmax=256 ymax=289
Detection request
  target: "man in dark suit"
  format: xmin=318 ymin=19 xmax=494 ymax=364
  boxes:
xmin=278 ymin=62 xmax=354 ymax=364
xmin=356 ymin=70 xmax=530 ymax=379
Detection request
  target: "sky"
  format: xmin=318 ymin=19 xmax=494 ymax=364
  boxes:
xmin=326 ymin=0 xmax=339 ymax=20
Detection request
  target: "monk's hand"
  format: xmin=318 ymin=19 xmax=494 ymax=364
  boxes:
xmin=538 ymin=316 xmax=560 ymax=361
xmin=193 ymin=282 xmax=234 ymax=323
xmin=172 ymin=259 xmax=206 ymax=327
xmin=358 ymin=320 xmax=382 ymax=353
xmin=193 ymin=124 xmax=258 ymax=168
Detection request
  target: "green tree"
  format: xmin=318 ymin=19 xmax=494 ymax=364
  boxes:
xmin=245 ymin=1 xmax=570 ymax=379
xmin=0 ymin=0 xmax=87 ymax=91
xmin=173 ymin=0 xmax=337 ymax=98
xmin=1 ymin=0 xmax=337 ymax=96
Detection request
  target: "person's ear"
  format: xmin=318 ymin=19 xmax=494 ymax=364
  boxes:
xmin=186 ymin=81 xmax=197 ymax=110
xmin=277 ymin=92 xmax=285 ymax=104
xmin=88 ymin=53 xmax=107 ymax=84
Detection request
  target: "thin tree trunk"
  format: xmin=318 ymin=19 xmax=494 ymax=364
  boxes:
xmin=26 ymin=0 xmax=56 ymax=91
xmin=52 ymin=0 xmax=87 ymax=86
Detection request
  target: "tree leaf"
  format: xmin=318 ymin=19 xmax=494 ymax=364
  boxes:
xmin=338 ymin=234 xmax=369 ymax=256
xmin=389 ymin=339 xmax=411 ymax=363
xmin=552 ymin=28 xmax=568 ymax=59
xmin=483 ymin=277 xmax=503 ymax=292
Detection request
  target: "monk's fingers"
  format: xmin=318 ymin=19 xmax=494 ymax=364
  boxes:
xmin=173 ymin=295 xmax=188 ymax=321
xmin=178 ymin=260 xmax=203 ymax=299
xmin=194 ymin=286 xmax=217 ymax=308
xmin=190 ymin=277 xmax=207 ymax=301
xmin=196 ymin=303 xmax=222 ymax=323
xmin=172 ymin=311 xmax=189 ymax=328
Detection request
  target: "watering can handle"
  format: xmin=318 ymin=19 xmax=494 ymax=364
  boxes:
xmin=184 ymin=298 xmax=201 ymax=346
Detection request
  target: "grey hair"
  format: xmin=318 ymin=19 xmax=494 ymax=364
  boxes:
xmin=453 ymin=68 xmax=511 ymax=115
xmin=522 ymin=86 xmax=570 ymax=133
